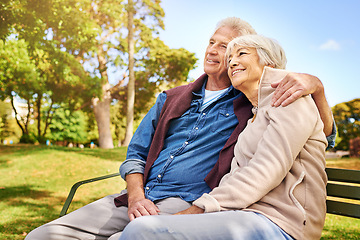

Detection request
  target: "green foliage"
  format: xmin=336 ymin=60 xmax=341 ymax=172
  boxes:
xmin=0 ymin=100 xmax=17 ymax=142
xmin=115 ymin=38 xmax=198 ymax=118
xmin=332 ymin=98 xmax=360 ymax=150
xmin=0 ymin=0 xmax=22 ymax=41
xmin=49 ymin=108 xmax=89 ymax=144
xmin=1 ymin=0 xmax=198 ymax=145
xmin=0 ymin=39 xmax=38 ymax=100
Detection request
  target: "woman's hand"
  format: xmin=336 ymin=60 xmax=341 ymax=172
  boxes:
xmin=174 ymin=205 xmax=205 ymax=215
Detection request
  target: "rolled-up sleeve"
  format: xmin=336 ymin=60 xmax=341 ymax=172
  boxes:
xmin=119 ymin=92 xmax=166 ymax=179
xmin=326 ymin=119 xmax=337 ymax=150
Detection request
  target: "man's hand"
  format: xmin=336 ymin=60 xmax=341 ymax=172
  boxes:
xmin=128 ymin=198 xmax=160 ymax=221
xmin=125 ymin=173 xmax=160 ymax=221
xmin=174 ymin=205 xmax=204 ymax=215
xmin=271 ymin=72 xmax=322 ymax=107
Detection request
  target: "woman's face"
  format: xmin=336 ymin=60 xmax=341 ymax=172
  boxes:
xmin=227 ymin=46 xmax=265 ymax=91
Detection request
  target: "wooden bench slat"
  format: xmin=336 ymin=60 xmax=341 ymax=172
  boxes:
xmin=326 ymin=183 xmax=360 ymax=200
xmin=326 ymin=168 xmax=360 ymax=184
xmin=326 ymin=199 xmax=360 ymax=218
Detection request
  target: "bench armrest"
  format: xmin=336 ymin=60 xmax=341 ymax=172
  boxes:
xmin=59 ymin=172 xmax=121 ymax=217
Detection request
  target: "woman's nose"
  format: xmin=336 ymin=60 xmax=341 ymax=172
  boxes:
xmin=230 ymin=59 xmax=238 ymax=67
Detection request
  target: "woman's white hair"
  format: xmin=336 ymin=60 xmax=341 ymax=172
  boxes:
xmin=226 ymin=35 xmax=287 ymax=69
xmin=214 ymin=17 xmax=257 ymax=36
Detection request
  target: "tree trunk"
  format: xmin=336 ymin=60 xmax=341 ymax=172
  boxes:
xmin=92 ymin=83 xmax=114 ymax=149
xmin=123 ymin=0 xmax=135 ymax=146
xmin=36 ymin=93 xmax=42 ymax=138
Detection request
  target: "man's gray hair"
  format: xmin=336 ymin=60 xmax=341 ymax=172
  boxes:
xmin=214 ymin=17 xmax=257 ymax=37
xmin=226 ymin=34 xmax=287 ymax=69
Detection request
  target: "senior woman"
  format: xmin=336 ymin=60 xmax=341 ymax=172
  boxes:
xmin=119 ymin=35 xmax=328 ymax=240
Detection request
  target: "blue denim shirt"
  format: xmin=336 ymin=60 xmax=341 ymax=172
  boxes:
xmin=120 ymin=82 xmax=337 ymax=202
xmin=120 ymin=84 xmax=242 ymax=202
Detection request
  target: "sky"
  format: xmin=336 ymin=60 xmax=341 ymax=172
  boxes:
xmin=157 ymin=0 xmax=360 ymax=107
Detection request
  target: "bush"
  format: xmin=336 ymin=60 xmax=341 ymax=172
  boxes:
xmin=19 ymin=134 xmax=37 ymax=144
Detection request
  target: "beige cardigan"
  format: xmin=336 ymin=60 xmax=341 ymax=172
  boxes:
xmin=194 ymin=67 xmax=328 ymax=240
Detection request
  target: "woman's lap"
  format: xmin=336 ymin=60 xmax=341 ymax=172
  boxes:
xmin=120 ymin=210 xmax=293 ymax=240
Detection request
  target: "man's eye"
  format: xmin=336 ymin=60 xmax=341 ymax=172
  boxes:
xmin=221 ymin=44 xmax=227 ymax=49
xmin=239 ymin=52 xmax=247 ymax=56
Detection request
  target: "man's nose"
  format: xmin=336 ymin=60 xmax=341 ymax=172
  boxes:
xmin=208 ymin=45 xmax=217 ymax=54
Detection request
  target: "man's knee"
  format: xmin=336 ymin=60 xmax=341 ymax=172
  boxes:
xmin=25 ymin=225 xmax=51 ymax=240
xmin=25 ymin=223 xmax=79 ymax=240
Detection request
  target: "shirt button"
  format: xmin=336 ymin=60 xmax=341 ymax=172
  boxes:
xmin=185 ymin=141 xmax=188 ymax=145
xmin=226 ymin=113 xmax=229 ymax=116
xmin=195 ymin=127 xmax=199 ymax=130
xmin=203 ymin=113 xmax=206 ymax=115
xmin=145 ymin=187 xmax=149 ymax=190
xmin=170 ymin=155 xmax=174 ymax=159
xmin=157 ymin=174 xmax=162 ymax=178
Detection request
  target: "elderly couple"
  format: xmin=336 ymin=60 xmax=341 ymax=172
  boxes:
xmin=26 ymin=17 xmax=335 ymax=240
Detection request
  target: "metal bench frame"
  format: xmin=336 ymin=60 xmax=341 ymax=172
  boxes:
xmin=60 ymin=168 xmax=360 ymax=219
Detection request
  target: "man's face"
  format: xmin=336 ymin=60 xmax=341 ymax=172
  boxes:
xmin=203 ymin=26 xmax=239 ymax=81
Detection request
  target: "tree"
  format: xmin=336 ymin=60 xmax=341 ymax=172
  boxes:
xmin=0 ymin=39 xmax=38 ymax=137
xmin=123 ymin=0 xmax=135 ymax=146
xmin=1 ymin=0 xmax=197 ymax=148
xmin=113 ymin=39 xmax=197 ymax=120
xmin=54 ymin=0 xmax=196 ymax=147
xmin=0 ymin=37 xmax=93 ymax=142
xmin=332 ymin=98 xmax=360 ymax=150
xmin=49 ymin=107 xmax=89 ymax=145
xmin=0 ymin=100 xmax=15 ymax=143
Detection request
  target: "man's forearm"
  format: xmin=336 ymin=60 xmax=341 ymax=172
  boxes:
xmin=125 ymin=173 xmax=160 ymax=220
xmin=126 ymin=173 xmax=146 ymax=203
xmin=312 ymin=84 xmax=334 ymax=137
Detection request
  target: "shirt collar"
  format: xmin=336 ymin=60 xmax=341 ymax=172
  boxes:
xmin=192 ymin=79 xmax=240 ymax=99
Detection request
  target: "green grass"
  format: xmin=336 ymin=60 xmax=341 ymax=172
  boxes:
xmin=0 ymin=145 xmax=359 ymax=239
xmin=0 ymin=144 xmax=127 ymax=240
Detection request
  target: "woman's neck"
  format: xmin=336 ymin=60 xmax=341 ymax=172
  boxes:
xmin=245 ymin=89 xmax=258 ymax=107
xmin=239 ymin=81 xmax=259 ymax=107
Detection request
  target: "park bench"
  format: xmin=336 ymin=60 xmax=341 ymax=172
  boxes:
xmin=59 ymin=168 xmax=360 ymax=219
xmin=325 ymin=168 xmax=360 ymax=218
